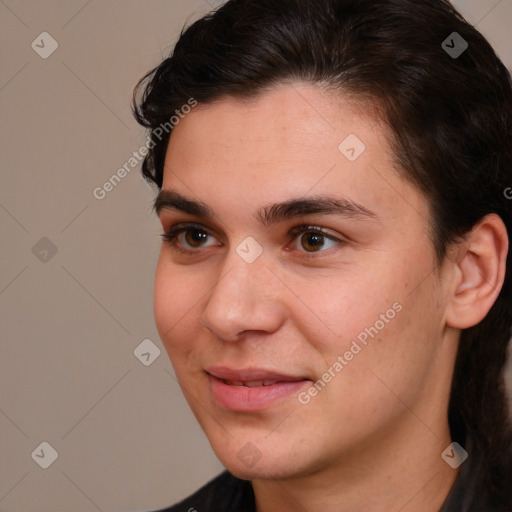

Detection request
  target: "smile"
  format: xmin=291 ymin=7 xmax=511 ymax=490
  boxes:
xmin=206 ymin=367 xmax=311 ymax=411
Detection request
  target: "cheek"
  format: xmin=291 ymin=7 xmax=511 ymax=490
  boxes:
xmin=153 ymin=258 xmax=203 ymax=356
xmin=289 ymin=254 xmax=438 ymax=387
xmin=285 ymin=262 xmax=400 ymax=350
xmin=320 ymin=282 xmax=443 ymax=422
xmin=154 ymin=260 xmax=176 ymax=338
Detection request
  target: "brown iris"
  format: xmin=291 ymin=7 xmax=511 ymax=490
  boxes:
xmin=300 ymin=233 xmax=326 ymax=252
xmin=185 ymin=229 xmax=209 ymax=248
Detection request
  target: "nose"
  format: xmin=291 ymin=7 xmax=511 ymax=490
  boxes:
xmin=201 ymin=252 xmax=285 ymax=342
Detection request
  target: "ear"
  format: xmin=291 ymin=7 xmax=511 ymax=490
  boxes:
xmin=445 ymin=213 xmax=509 ymax=330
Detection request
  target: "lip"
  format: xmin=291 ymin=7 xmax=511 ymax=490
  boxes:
xmin=206 ymin=366 xmax=311 ymax=412
xmin=206 ymin=366 xmax=308 ymax=382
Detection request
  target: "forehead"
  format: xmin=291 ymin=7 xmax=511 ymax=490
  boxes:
xmin=166 ymin=83 xmax=383 ymax=173
xmin=162 ymin=83 xmax=429 ymax=230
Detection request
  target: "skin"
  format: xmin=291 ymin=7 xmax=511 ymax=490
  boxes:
xmin=153 ymin=83 xmax=508 ymax=512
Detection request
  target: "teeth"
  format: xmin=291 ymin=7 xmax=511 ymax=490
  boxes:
xmin=225 ymin=380 xmax=277 ymax=387
xmin=245 ymin=381 xmax=264 ymax=387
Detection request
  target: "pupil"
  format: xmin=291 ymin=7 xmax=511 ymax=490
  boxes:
xmin=187 ymin=230 xmax=208 ymax=247
xmin=302 ymin=233 xmax=324 ymax=252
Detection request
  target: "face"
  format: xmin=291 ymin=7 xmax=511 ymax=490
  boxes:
xmin=154 ymin=84 xmax=455 ymax=481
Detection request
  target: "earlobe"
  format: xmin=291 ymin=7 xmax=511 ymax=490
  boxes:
xmin=446 ymin=214 xmax=509 ymax=330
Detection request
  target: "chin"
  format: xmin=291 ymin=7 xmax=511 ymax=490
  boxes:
xmin=210 ymin=437 xmax=319 ymax=482
xmin=223 ymin=459 xmax=301 ymax=481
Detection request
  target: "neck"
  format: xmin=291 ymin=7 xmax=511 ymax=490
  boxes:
xmin=252 ymin=417 xmax=459 ymax=512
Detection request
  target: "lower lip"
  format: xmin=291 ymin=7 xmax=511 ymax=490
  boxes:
xmin=208 ymin=375 xmax=310 ymax=412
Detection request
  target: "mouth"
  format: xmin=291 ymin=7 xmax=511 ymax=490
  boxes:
xmin=218 ymin=379 xmax=283 ymax=387
xmin=205 ymin=366 xmax=311 ymax=411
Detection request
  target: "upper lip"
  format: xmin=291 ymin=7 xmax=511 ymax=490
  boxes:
xmin=206 ymin=366 xmax=309 ymax=383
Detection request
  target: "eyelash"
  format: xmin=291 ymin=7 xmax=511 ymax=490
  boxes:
xmin=160 ymin=223 xmax=218 ymax=254
xmin=160 ymin=223 xmax=345 ymax=257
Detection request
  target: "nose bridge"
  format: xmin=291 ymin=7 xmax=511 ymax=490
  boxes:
xmin=201 ymin=247 xmax=282 ymax=340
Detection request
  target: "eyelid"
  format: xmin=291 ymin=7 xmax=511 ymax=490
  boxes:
xmin=288 ymin=224 xmax=344 ymax=241
xmin=161 ymin=222 xmax=347 ymax=255
xmin=161 ymin=223 xmax=222 ymax=253
xmin=287 ymin=224 xmax=346 ymax=255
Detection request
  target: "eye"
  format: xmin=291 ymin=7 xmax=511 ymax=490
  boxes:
xmin=289 ymin=225 xmax=343 ymax=253
xmin=161 ymin=224 xmax=221 ymax=252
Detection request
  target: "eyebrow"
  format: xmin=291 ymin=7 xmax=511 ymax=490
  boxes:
xmin=257 ymin=196 xmax=377 ymax=227
xmin=154 ymin=190 xmax=213 ymax=218
xmin=154 ymin=190 xmax=378 ymax=227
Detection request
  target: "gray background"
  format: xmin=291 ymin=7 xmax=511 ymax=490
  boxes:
xmin=1 ymin=1 xmax=511 ymax=511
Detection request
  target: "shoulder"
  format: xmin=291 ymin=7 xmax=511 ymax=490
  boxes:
xmin=151 ymin=471 xmax=255 ymax=512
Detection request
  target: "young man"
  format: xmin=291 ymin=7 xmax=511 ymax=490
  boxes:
xmin=133 ymin=0 xmax=512 ymax=510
